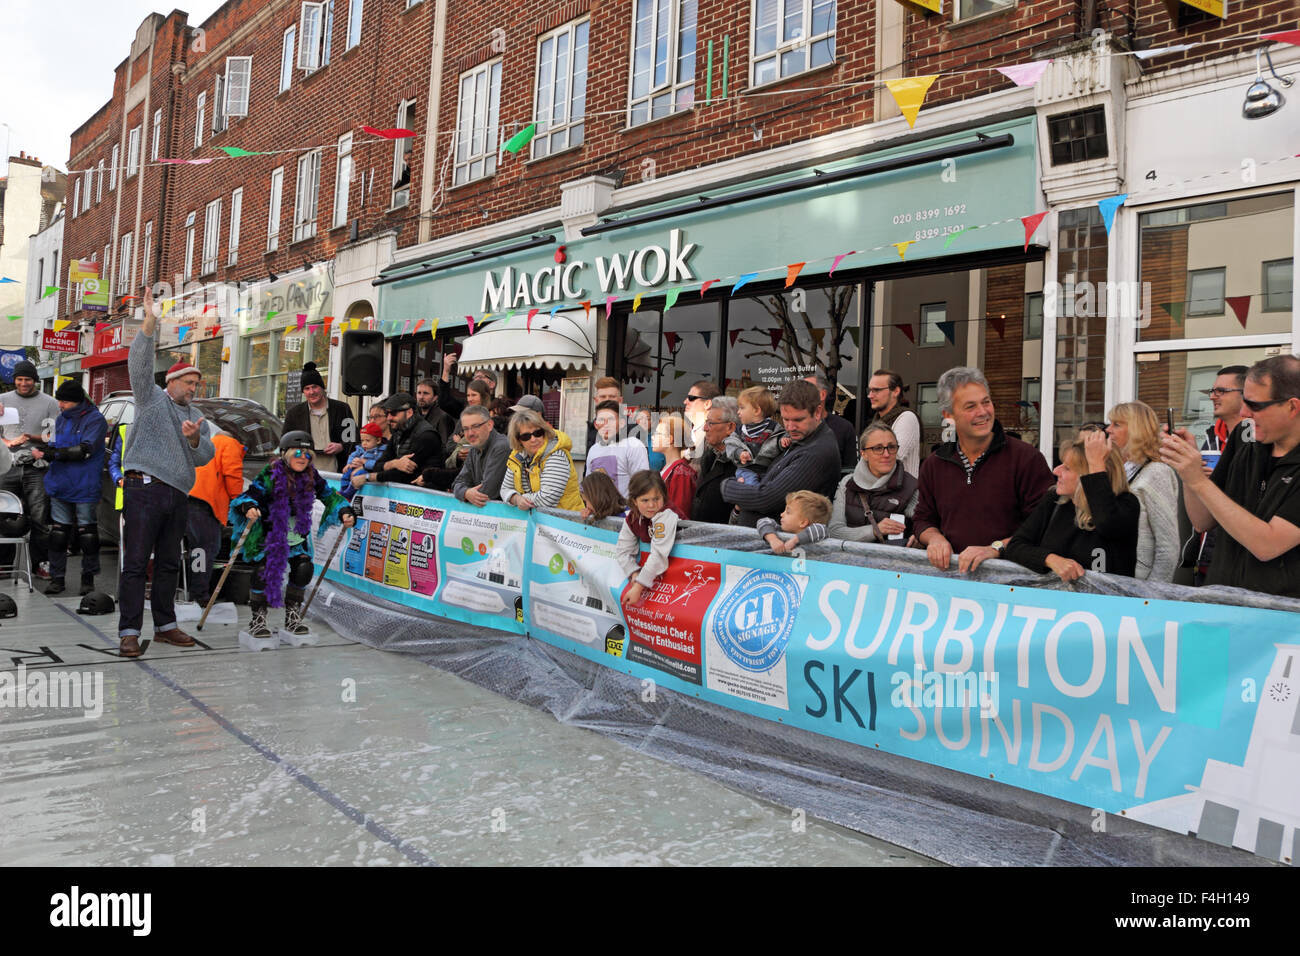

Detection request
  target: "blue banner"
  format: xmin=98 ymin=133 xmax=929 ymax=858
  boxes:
xmin=0 ymin=348 xmax=28 ymax=384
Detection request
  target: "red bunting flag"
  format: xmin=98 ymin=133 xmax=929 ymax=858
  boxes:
xmin=527 ymin=307 xmax=539 ymax=332
xmin=1262 ymin=30 xmax=1300 ymax=48
xmin=988 ymin=314 xmax=1006 ymax=339
xmin=202 ymin=304 xmax=216 ymax=313
xmin=323 ymin=316 xmax=334 ymax=330
xmin=466 ymin=315 xmax=475 ymax=335
xmin=729 ymin=328 xmax=741 ymax=346
xmin=1226 ymin=296 xmax=1251 ymax=329
xmin=784 ymin=263 xmax=806 ymax=288
xmin=664 ymin=331 xmax=679 ymax=353
xmin=700 ymin=279 xmax=719 ymax=297
xmin=769 ymin=328 xmax=783 ymax=350
xmin=361 ymin=126 xmax=415 ymax=139
xmin=581 ymin=300 xmax=591 ymax=319
xmin=412 ymin=319 xmax=425 ymax=334
xmin=1022 ymin=212 xmax=1048 ymax=251
xmin=895 ymin=322 xmax=916 ymax=344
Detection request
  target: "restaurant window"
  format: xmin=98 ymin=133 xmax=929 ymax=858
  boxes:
xmin=920 ymin=302 xmax=947 ymax=347
xmin=1053 ymin=205 xmax=1109 ymax=450
xmin=620 ymin=300 xmax=720 ymax=410
xmin=1263 ymin=258 xmax=1293 ymax=313
xmin=239 ymin=324 xmax=331 ymax=418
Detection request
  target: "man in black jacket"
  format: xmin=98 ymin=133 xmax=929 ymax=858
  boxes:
xmin=415 ymin=378 xmax=456 ymax=444
xmin=366 ymin=393 xmax=442 ymax=486
xmin=692 ymin=399 xmax=739 ymax=524
xmin=282 ymin=362 xmax=354 ymax=473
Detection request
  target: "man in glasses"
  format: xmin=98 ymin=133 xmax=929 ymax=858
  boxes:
xmin=867 ymin=369 xmax=921 ymax=477
xmin=367 ymin=393 xmax=443 ymax=486
xmin=585 ymin=377 xmax=624 ymax=454
xmin=453 ymin=404 xmax=512 ymax=506
xmin=1163 ymin=354 xmax=1300 ymax=598
xmin=682 ymin=380 xmax=721 ymax=463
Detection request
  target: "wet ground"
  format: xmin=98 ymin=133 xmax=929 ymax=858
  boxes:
xmin=0 ymin=564 xmax=938 ymax=867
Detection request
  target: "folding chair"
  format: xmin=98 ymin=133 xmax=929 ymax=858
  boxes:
xmin=0 ymin=489 xmax=34 ymax=592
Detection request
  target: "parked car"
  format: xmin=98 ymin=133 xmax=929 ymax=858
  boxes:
xmin=96 ymin=392 xmax=282 ymax=544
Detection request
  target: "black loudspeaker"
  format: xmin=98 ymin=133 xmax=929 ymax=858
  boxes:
xmin=341 ymin=330 xmax=385 ymax=396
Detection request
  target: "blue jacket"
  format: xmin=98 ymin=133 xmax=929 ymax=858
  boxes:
xmin=340 ymin=442 xmax=386 ymax=500
xmin=43 ymin=401 xmax=108 ymax=503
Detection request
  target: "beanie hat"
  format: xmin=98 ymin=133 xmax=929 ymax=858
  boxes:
xmin=300 ymin=362 xmax=325 ymax=390
xmin=12 ymin=360 xmax=38 ymax=381
xmin=165 ymin=360 xmax=202 ymax=383
xmin=55 ymin=380 xmax=87 ymax=403
xmin=361 ymin=422 xmax=384 ymax=439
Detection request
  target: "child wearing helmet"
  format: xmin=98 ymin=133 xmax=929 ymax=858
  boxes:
xmin=229 ymin=430 xmax=355 ymax=639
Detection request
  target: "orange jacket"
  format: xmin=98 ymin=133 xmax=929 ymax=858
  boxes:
xmin=189 ymin=433 xmax=246 ymax=526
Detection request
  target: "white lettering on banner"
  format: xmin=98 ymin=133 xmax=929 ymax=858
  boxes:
xmin=480 ymin=229 xmax=698 ymax=312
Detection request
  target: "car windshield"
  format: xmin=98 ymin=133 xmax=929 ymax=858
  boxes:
xmin=193 ymin=400 xmax=282 ymax=457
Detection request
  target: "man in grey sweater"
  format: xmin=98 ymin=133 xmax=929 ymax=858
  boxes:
xmin=117 ymin=287 xmax=215 ymax=658
xmin=452 ymin=404 xmax=510 ymax=506
xmin=1 ymin=360 xmax=60 ymax=577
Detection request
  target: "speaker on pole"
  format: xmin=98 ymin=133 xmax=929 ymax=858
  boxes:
xmin=340 ymin=330 xmax=385 ymax=396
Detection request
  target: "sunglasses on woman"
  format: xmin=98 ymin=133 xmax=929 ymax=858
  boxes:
xmin=289 ymin=449 xmax=313 ymax=459
xmin=517 ymin=429 xmax=547 ymax=441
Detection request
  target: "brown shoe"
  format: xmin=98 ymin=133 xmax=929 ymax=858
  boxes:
xmin=154 ymin=627 xmax=196 ymax=648
xmin=120 ymin=635 xmax=143 ymax=658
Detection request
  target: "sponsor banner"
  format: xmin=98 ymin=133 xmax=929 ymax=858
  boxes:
xmin=328 ymin=493 xmax=1299 ymax=861
xmin=433 ymin=502 xmax=529 ymax=631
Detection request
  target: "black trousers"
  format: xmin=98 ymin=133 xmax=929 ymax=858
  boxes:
xmin=118 ymin=477 xmax=187 ymax=637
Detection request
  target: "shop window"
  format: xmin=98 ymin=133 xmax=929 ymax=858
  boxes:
xmin=454 ymin=62 xmax=501 ymax=186
xmin=917 ymin=383 xmax=940 ymax=428
xmin=1025 ymin=291 xmax=1043 ymax=339
xmin=1047 ymin=106 xmax=1107 ymax=166
xmin=533 ymin=19 xmax=588 ymax=158
xmin=621 ymin=300 xmax=720 ymax=410
xmin=239 ymin=324 xmax=331 ymax=417
xmin=1263 ymin=258 xmax=1293 ymax=312
xmin=628 ymin=0 xmax=696 ymax=126
xmin=1053 ymin=206 xmax=1109 ymax=449
xmin=920 ymin=302 xmax=947 ymax=347
xmin=752 ymin=0 xmax=835 ymax=88
xmin=1140 ymin=193 xmax=1293 ymax=342
xmin=1135 ymin=346 xmax=1275 ymax=436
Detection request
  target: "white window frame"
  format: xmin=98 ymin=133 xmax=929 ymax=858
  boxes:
xmin=533 ymin=18 xmax=589 ymax=158
xmin=954 ymin=0 xmax=1015 ymax=22
xmin=151 ymin=109 xmax=162 ymax=160
xmin=392 ymin=98 xmax=416 ymax=206
xmin=96 ymin=160 xmax=105 ymax=202
xmin=213 ymin=74 xmax=226 ymax=133
xmin=184 ymin=211 xmax=197 ymax=282
xmin=323 ymin=0 xmax=335 ymax=66
xmin=72 ymin=179 xmax=80 ymax=218
xmin=127 ymin=126 xmax=141 ymax=177
xmin=347 ymin=0 xmax=363 ymax=49
xmin=103 ymin=243 xmax=111 ymax=297
xmin=333 ymin=132 xmax=353 ymax=229
xmin=280 ymin=26 xmax=296 ymax=92
xmin=298 ymin=2 xmax=325 ymax=72
xmin=750 ymin=0 xmax=836 ymax=88
xmin=268 ymin=166 xmax=284 ymax=252
xmin=195 ymin=91 xmax=207 ymax=148
xmin=110 ymin=144 xmax=119 ymax=190
xmin=293 ymin=150 xmax=321 ymax=243
xmin=452 ymin=62 xmax=501 ymax=187
xmin=82 ymin=172 xmax=92 ymax=213
xmin=118 ymin=232 xmax=133 ymax=292
xmin=142 ymin=220 xmax=153 ymax=288
xmin=229 ymin=187 xmax=243 ymax=266
xmin=203 ymin=198 xmax=221 ymax=274
xmin=628 ymin=0 xmax=697 ymax=127
xmin=225 ymin=56 xmax=252 ymax=119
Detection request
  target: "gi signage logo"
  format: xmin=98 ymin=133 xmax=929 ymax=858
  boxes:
xmin=712 ymin=569 xmax=799 ymax=672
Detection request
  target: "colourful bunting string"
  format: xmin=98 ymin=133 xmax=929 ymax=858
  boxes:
xmin=633 ymin=293 xmax=643 ymax=312
xmin=884 ymin=75 xmax=938 ymax=128
xmin=1022 ymin=212 xmax=1048 ymax=251
xmin=1226 ymin=296 xmax=1251 ymax=329
xmin=895 ymin=323 xmax=916 ymax=345
xmin=700 ymin=279 xmax=719 ymax=296
xmin=361 ymin=126 xmax=415 ymax=139
xmin=664 ymin=287 xmax=682 ymax=311
xmin=296 ymin=314 xmax=307 ymax=329
xmin=732 ymin=273 xmax=759 ymax=295
xmin=581 ymin=300 xmax=591 ymax=319
xmin=996 ymin=60 xmax=1051 ymax=87
xmin=502 ymin=124 xmax=537 ymax=154
xmin=1097 ymin=194 xmax=1127 ymax=234
xmin=785 ymin=263 xmax=806 ymax=288
xmin=893 ymin=241 xmax=913 ymax=260
xmin=828 ymin=252 xmax=854 ymax=278
xmin=216 ymin=146 xmax=271 ymax=158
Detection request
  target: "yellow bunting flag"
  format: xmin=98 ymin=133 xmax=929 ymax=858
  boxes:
xmin=893 ymin=241 xmax=914 ymax=260
xmin=54 ymin=319 xmax=71 ymax=332
xmin=885 ymin=75 xmax=938 ymax=128
xmin=430 ymin=318 xmax=439 ymax=339
xmin=160 ymin=299 xmax=175 ymax=319
xmin=633 ymin=293 xmax=642 ymax=313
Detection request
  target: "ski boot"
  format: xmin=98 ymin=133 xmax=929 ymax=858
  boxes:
xmin=239 ymin=599 xmax=278 ymax=651
xmin=277 ymin=597 xmax=318 ymax=647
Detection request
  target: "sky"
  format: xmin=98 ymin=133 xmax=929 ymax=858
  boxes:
xmin=1 ymin=0 xmax=225 ymax=174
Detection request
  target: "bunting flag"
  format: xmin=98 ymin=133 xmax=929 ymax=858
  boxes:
xmin=54 ymin=319 xmax=71 ymax=332
xmin=732 ymin=273 xmax=759 ymax=295
xmin=202 ymin=304 xmax=217 ymax=313
xmin=1133 ymin=45 xmax=1196 ymax=60
xmin=401 ymin=319 xmax=411 ymax=335
xmin=1097 ymin=194 xmax=1127 ymax=234
xmin=5 ymin=315 xmax=21 ymax=321
xmin=1261 ymin=30 xmax=1300 ymax=47
xmin=412 ymin=319 xmax=424 ymax=334
xmin=549 ymin=304 xmax=562 ymax=321
xmin=0 ymin=277 xmax=17 ymax=284
xmin=466 ymin=315 xmax=476 ymax=335
xmin=296 ymin=314 xmax=307 ymax=329
xmin=674 ymin=369 xmax=689 ymax=380
xmin=884 ymin=75 xmax=938 ymax=128
xmin=665 ymin=331 xmax=679 ymax=353
xmin=700 ymin=279 xmax=719 ymax=296
xmin=323 ymin=316 xmax=334 ymax=328
xmin=729 ymin=328 xmax=742 ymax=346
xmin=1160 ymin=302 xmax=1185 ymax=325
xmin=847 ymin=326 xmax=860 ymax=349
xmin=266 ymin=310 xmax=279 ymax=321
xmin=769 ymin=328 xmax=783 ymax=350
xmin=633 ymin=293 xmax=643 ymax=312
xmin=988 ymin=314 xmax=1006 ymax=340
xmin=809 ymin=327 xmax=826 ymax=348
xmin=700 ymin=331 xmax=712 ymax=348
xmin=785 ymin=262 xmax=806 ymax=288
xmin=1226 ymin=295 xmax=1251 ymax=329
xmin=937 ymin=320 xmax=956 ymax=346
xmin=605 ymin=295 xmax=616 ymax=320
xmin=1022 ymin=211 xmax=1049 ymax=251
xmin=893 ymin=241 xmax=913 ymax=260
xmin=581 ymin=300 xmax=591 ymax=319
xmin=41 ymin=285 xmax=60 ymax=299
xmin=178 ymin=326 xmax=192 ymax=342
xmin=361 ymin=125 xmax=415 ymax=139
xmin=828 ymin=251 xmax=854 ymax=278
xmin=216 ymin=146 xmax=271 ymax=158
xmin=502 ymin=124 xmax=537 ymax=154
xmin=159 ymin=158 xmax=213 ymax=165
xmin=943 ymin=228 xmax=967 ymax=249
xmin=660 ymin=390 xmax=672 ymax=400
xmin=996 ymin=60 xmax=1051 ymax=87
xmin=161 ymin=299 xmax=176 ymax=319
xmin=308 ymin=324 xmax=321 ymax=333
xmin=664 ymin=287 xmax=682 ymax=311
xmin=633 ymin=385 xmax=645 ymax=395
xmin=429 ymin=318 xmax=439 ymax=339
xmin=895 ymin=322 xmax=916 ymax=344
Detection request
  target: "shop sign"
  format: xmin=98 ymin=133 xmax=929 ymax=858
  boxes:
xmin=43 ymin=328 xmax=81 ymax=353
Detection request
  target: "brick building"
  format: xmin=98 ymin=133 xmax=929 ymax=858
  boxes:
xmin=58 ymin=0 xmax=1297 ymax=459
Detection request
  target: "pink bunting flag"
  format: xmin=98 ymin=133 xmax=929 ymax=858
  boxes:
xmin=159 ymin=158 xmax=213 ymax=165
xmin=700 ymin=279 xmax=719 ymax=297
xmin=605 ymin=295 xmax=615 ymax=320
xmin=526 ymin=307 xmax=539 ymax=332
xmin=296 ymin=314 xmax=307 ymax=329
xmin=361 ymin=126 xmax=415 ymax=139
xmin=1021 ymin=212 xmax=1049 ymax=251
xmin=1226 ymin=296 xmax=1251 ymax=329
xmin=785 ymin=262 xmax=806 ymax=288
xmin=828 ymin=251 xmax=854 ymax=278
xmin=202 ymin=304 xmax=217 ymax=313
xmin=996 ymin=60 xmax=1051 ymax=87
xmin=466 ymin=315 xmax=476 ymax=335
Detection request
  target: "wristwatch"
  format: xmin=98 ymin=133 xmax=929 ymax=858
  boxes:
xmin=991 ymin=540 xmax=1005 ymax=553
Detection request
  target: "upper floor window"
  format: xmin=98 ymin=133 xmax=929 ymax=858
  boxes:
xmin=280 ymin=26 xmax=296 ymax=92
xmin=347 ymin=0 xmax=363 ymax=49
xmin=629 ymin=0 xmax=696 ymax=127
xmin=195 ymin=91 xmax=207 ymax=148
xmin=955 ymin=0 xmax=1015 ymax=21
xmin=294 ymin=150 xmax=322 ymax=242
xmin=110 ymin=144 xmax=119 ymax=190
xmin=392 ymin=99 xmax=415 ymax=206
xmin=225 ymin=56 xmax=252 ymax=120
xmin=95 ymin=160 xmax=105 ymax=203
xmin=82 ymin=172 xmax=92 ymax=212
xmin=298 ymin=2 xmax=334 ymax=71
xmin=127 ymin=126 xmax=142 ymax=177
xmin=151 ymin=109 xmax=162 ymax=160
xmin=453 ymin=63 xmax=500 ymax=186
xmin=752 ymin=0 xmax=835 ymax=87
xmin=534 ymin=18 xmax=589 ymax=158
xmin=203 ymin=198 xmax=222 ymax=274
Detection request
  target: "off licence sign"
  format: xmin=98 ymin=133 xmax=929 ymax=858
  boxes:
xmin=42 ymin=328 xmax=81 ymax=353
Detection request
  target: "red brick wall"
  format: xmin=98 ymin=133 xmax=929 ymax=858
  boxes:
xmin=984 ymin=262 xmax=1026 ymax=425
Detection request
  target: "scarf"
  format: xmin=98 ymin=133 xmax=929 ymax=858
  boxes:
xmin=263 ymin=458 xmax=317 ymax=606
xmin=843 ymin=459 xmax=917 ymax=532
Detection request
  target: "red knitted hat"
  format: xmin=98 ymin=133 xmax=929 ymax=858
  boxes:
xmin=361 ymin=423 xmax=384 ymax=439
xmin=165 ymin=361 xmax=202 ymax=383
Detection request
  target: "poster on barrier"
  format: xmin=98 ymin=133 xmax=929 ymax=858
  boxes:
xmin=525 ymin=515 xmax=630 ymax=656
xmin=433 ymin=501 xmax=529 ymax=632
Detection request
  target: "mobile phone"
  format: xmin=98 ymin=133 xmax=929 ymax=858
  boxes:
xmin=1166 ymin=407 xmax=1175 ymax=435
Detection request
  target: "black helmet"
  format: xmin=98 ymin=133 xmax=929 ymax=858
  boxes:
xmin=77 ymin=591 xmax=116 ymax=616
xmin=279 ymin=430 xmax=314 ymax=454
xmin=0 ymin=593 xmax=16 ymax=619
xmin=0 ymin=513 xmax=29 ymax=538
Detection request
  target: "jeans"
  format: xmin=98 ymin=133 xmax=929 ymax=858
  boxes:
xmin=118 ymin=477 xmax=188 ymax=638
xmin=1 ymin=464 xmax=50 ymax=565
xmin=185 ymin=499 xmax=222 ymax=604
xmin=48 ymin=498 xmax=100 ymax=580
